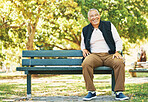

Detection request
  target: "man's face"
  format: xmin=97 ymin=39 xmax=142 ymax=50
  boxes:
xmin=88 ymin=10 xmax=100 ymax=27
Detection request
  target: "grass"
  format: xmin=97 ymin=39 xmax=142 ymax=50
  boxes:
xmin=0 ymin=83 xmax=26 ymax=100
xmin=0 ymin=72 xmax=147 ymax=102
xmin=126 ymin=83 xmax=148 ymax=102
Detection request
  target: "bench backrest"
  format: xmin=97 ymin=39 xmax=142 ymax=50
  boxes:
xmin=22 ymin=50 xmax=83 ymax=66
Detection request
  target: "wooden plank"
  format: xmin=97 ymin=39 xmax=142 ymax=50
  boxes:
xmin=22 ymin=50 xmax=83 ymax=57
xmin=26 ymin=70 xmax=112 ymax=74
xmin=22 ymin=59 xmax=83 ymax=66
xmin=17 ymin=66 xmax=82 ymax=71
xmin=129 ymin=69 xmax=148 ymax=72
xmin=17 ymin=66 xmax=112 ymax=74
xmin=17 ymin=66 xmax=112 ymax=71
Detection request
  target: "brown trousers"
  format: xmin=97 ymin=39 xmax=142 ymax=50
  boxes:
xmin=82 ymin=53 xmax=125 ymax=92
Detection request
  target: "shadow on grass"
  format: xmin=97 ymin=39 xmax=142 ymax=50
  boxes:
xmin=0 ymin=83 xmax=26 ymax=101
xmin=0 ymin=73 xmax=147 ymax=102
xmin=0 ymin=74 xmax=60 ymax=80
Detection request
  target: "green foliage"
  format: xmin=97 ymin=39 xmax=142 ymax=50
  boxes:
xmin=35 ymin=0 xmax=87 ymax=50
xmin=0 ymin=0 xmax=27 ymax=61
xmin=75 ymin=0 xmax=148 ymax=43
xmin=10 ymin=28 xmax=27 ymax=48
xmin=0 ymin=0 xmax=87 ymax=70
xmin=0 ymin=0 xmax=148 ymax=70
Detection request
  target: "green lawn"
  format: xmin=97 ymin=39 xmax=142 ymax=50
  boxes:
xmin=0 ymin=72 xmax=147 ymax=102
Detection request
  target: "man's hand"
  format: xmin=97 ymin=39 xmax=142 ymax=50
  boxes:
xmin=113 ymin=51 xmax=122 ymax=59
xmin=83 ymin=49 xmax=91 ymax=57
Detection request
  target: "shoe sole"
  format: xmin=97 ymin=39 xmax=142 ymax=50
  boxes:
xmin=83 ymin=97 xmax=92 ymax=101
xmin=92 ymin=96 xmax=97 ymax=99
xmin=83 ymin=96 xmax=97 ymax=101
xmin=115 ymin=97 xmax=129 ymax=101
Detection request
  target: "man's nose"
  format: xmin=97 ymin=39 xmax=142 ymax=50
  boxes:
xmin=91 ymin=16 xmax=96 ymax=19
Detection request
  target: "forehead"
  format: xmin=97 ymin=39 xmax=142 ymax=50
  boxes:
xmin=89 ymin=10 xmax=99 ymax=15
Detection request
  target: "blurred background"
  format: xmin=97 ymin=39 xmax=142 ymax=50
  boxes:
xmin=0 ymin=0 xmax=148 ymax=73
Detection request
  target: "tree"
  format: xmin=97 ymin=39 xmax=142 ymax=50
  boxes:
xmin=1 ymin=0 xmax=86 ymax=51
xmin=0 ymin=0 xmax=27 ymax=69
xmin=0 ymin=0 xmax=26 ymax=49
xmin=75 ymin=0 xmax=148 ymax=43
xmin=35 ymin=0 xmax=87 ymax=50
xmin=8 ymin=0 xmax=46 ymax=50
xmin=0 ymin=0 xmax=87 ymax=70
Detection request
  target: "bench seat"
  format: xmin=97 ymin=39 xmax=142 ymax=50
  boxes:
xmin=17 ymin=66 xmax=112 ymax=74
xmin=129 ymin=68 xmax=148 ymax=72
xmin=129 ymin=61 xmax=148 ymax=77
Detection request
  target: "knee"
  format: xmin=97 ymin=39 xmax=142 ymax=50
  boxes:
xmin=82 ymin=60 xmax=91 ymax=68
xmin=82 ymin=59 xmax=93 ymax=70
xmin=113 ymin=59 xmax=125 ymax=68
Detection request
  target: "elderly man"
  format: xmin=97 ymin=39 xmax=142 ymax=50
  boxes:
xmin=81 ymin=8 xmax=129 ymax=101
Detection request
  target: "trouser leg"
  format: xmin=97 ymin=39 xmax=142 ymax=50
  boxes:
xmin=104 ymin=54 xmax=125 ymax=92
xmin=82 ymin=54 xmax=103 ymax=91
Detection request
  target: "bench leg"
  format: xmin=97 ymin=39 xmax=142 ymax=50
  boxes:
xmin=111 ymin=70 xmax=115 ymax=96
xmin=129 ymin=71 xmax=137 ymax=77
xmin=27 ymin=74 xmax=31 ymax=98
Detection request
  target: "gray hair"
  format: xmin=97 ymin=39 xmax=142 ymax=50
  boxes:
xmin=88 ymin=8 xmax=100 ymax=18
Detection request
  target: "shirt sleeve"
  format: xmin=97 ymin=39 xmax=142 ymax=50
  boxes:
xmin=111 ymin=23 xmax=123 ymax=51
xmin=81 ymin=32 xmax=86 ymax=51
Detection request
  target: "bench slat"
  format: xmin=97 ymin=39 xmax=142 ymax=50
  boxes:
xmin=17 ymin=66 xmax=112 ymax=71
xmin=17 ymin=66 xmax=112 ymax=74
xmin=129 ymin=69 xmax=148 ymax=72
xmin=25 ymin=71 xmax=112 ymax=74
xmin=22 ymin=59 xmax=83 ymax=66
xmin=23 ymin=50 xmax=83 ymax=57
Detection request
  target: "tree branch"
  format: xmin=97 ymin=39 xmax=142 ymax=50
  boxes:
xmin=63 ymin=37 xmax=80 ymax=47
xmin=9 ymin=22 xmax=25 ymax=29
xmin=0 ymin=22 xmax=26 ymax=29
xmin=44 ymin=43 xmax=67 ymax=50
xmin=72 ymin=33 xmax=80 ymax=45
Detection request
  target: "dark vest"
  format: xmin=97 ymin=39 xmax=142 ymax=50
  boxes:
xmin=82 ymin=20 xmax=116 ymax=54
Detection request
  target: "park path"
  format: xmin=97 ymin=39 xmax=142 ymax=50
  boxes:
xmin=14 ymin=95 xmax=116 ymax=102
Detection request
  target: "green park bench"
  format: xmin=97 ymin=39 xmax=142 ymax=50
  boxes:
xmin=16 ymin=50 xmax=115 ymax=98
xmin=129 ymin=61 xmax=148 ymax=77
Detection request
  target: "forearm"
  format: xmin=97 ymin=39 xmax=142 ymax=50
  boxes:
xmin=81 ymin=32 xmax=86 ymax=51
xmin=111 ymin=23 xmax=123 ymax=52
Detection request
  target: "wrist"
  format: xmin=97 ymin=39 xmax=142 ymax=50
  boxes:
xmin=83 ymin=49 xmax=87 ymax=52
xmin=116 ymin=51 xmax=121 ymax=54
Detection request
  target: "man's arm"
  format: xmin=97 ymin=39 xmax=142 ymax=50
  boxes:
xmin=81 ymin=32 xmax=91 ymax=57
xmin=111 ymin=23 xmax=123 ymax=52
xmin=111 ymin=23 xmax=123 ymax=59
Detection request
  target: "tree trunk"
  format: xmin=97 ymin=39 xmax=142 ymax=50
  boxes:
xmin=26 ymin=23 xmax=36 ymax=50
